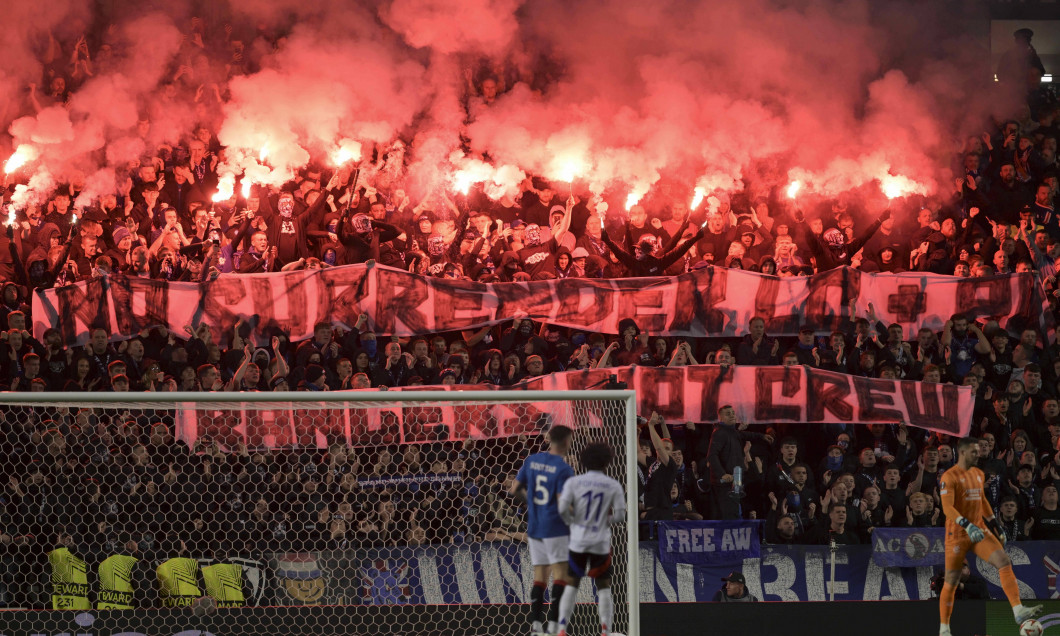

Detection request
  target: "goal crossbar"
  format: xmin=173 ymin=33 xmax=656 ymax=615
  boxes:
xmin=0 ymin=389 xmax=635 ymax=404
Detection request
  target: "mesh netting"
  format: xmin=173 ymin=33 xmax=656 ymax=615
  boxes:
xmin=0 ymin=394 xmax=632 ymax=636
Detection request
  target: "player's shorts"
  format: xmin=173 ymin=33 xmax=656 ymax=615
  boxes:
xmin=945 ymin=529 xmax=1005 ymax=572
xmin=569 ymin=549 xmax=613 ymax=580
xmin=529 ymin=536 xmax=569 ymax=566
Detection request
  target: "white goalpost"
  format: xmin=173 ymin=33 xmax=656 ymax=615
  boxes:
xmin=0 ymin=390 xmax=639 ymax=636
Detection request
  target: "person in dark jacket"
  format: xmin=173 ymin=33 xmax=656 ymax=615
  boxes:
xmin=338 ymin=211 xmax=402 ymax=265
xmin=735 ymin=316 xmax=780 ymax=365
xmin=258 ymin=187 xmax=332 ymax=267
xmin=805 ymin=502 xmax=861 ymax=545
xmin=798 ymin=208 xmax=889 ymax=271
xmin=996 ymin=28 xmax=1046 ymax=89
xmin=600 ymin=215 xmax=705 ymax=277
xmin=765 ymin=505 xmax=805 ymax=545
xmin=711 ymin=571 xmax=759 ymax=602
xmin=707 ymin=404 xmax=773 ymax=519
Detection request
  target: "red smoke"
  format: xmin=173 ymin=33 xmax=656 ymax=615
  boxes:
xmin=0 ymin=0 xmax=999 ymax=212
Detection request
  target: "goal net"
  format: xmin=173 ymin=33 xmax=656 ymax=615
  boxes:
xmin=0 ymin=390 xmax=639 ymax=636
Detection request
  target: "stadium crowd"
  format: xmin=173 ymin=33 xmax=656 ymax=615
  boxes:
xmin=0 ymin=11 xmax=1059 ymax=610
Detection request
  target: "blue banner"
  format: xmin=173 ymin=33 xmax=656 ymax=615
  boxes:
xmin=259 ymin=537 xmax=1060 ymax=606
xmin=870 ymin=527 xmax=946 ymax=567
xmin=657 ymin=520 xmax=762 ymax=566
xmin=644 ymin=541 xmax=1060 ymax=602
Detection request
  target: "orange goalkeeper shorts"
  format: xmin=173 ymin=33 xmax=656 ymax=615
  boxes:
xmin=944 ymin=529 xmax=1005 ymax=572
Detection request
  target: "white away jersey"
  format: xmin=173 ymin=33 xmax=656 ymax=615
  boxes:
xmin=558 ymin=471 xmax=626 ymax=553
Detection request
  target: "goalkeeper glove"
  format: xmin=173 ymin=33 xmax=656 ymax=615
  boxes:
xmin=985 ymin=517 xmax=1006 ymax=545
xmin=957 ymin=516 xmax=985 ymax=543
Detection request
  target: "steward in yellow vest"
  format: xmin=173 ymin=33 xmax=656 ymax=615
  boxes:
xmin=156 ymin=557 xmax=202 ymax=608
xmin=97 ymin=539 xmax=151 ymax=609
xmin=49 ymin=532 xmax=90 ymax=610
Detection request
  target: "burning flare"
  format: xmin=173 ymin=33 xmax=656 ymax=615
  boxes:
xmin=4 ymin=145 xmax=38 ymax=175
xmin=5 ymin=207 xmax=15 ymax=226
xmin=258 ymin=145 xmax=269 ymax=163
xmin=451 ymin=157 xmax=494 ymax=195
xmin=213 ymin=176 xmax=235 ymax=202
xmin=625 ymin=184 xmax=650 ymax=212
xmin=879 ymin=174 xmax=924 ymax=200
xmin=332 ymin=139 xmax=362 ymax=165
xmin=787 ymin=180 xmax=802 ymax=199
xmin=557 ymin=158 xmax=584 ymax=184
xmin=241 ymin=179 xmax=252 ymax=199
xmin=690 ymin=187 xmax=706 ymax=210
xmin=453 ymin=172 xmax=475 ymax=195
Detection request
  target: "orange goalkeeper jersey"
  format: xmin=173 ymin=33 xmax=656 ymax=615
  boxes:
xmin=940 ymin=464 xmax=994 ymax=536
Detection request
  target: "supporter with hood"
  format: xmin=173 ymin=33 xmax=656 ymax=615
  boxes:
xmin=553 ymin=246 xmax=574 ymax=278
xmin=0 ymin=281 xmax=30 ymax=330
xmin=612 ymin=317 xmax=649 ymax=366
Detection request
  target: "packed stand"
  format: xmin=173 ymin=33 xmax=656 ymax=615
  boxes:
xmin=1 ymin=13 xmax=1060 ymax=609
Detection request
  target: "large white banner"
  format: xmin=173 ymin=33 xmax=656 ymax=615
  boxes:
xmin=33 ymin=264 xmax=1051 ymax=346
xmin=173 ymin=364 xmax=974 ymax=451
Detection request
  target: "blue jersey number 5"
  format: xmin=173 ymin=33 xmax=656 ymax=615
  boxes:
xmin=533 ymin=474 xmax=550 ymax=505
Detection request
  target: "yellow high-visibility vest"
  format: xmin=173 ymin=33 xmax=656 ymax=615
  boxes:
xmin=156 ymin=557 xmax=201 ymax=608
xmin=202 ymin=563 xmax=245 ymax=608
xmin=49 ymin=547 xmax=90 ymax=610
xmin=97 ymin=553 xmax=139 ymax=609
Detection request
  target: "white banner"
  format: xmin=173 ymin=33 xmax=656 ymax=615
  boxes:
xmin=33 ymin=264 xmax=1052 ymax=346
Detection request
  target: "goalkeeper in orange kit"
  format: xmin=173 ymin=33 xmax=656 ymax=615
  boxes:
xmin=938 ymin=437 xmax=1041 ymax=636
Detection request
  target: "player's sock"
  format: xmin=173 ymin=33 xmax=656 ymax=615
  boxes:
xmin=598 ymin=587 xmax=614 ymax=636
xmin=999 ymin=565 xmax=1022 ymax=609
xmin=547 ymin=580 xmax=568 ymax=631
xmin=531 ymin=581 xmax=547 ymax=630
xmin=939 ymin=581 xmax=956 ymax=629
xmin=557 ymin=584 xmax=579 ymax=632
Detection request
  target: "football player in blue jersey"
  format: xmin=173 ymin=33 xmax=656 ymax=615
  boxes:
xmin=513 ymin=425 xmax=575 ymax=635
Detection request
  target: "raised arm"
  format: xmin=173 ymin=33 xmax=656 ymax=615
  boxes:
xmin=647 ymin=411 xmax=671 ymax=465
xmin=661 ymin=216 xmax=691 ymax=253
xmin=6 ymin=226 xmax=29 ymax=289
xmin=657 ymin=225 xmax=706 ymax=269
xmin=601 ymin=227 xmax=637 ymax=270
xmin=846 ymin=209 xmax=889 ymax=257
xmin=373 ymin=220 xmax=401 ymax=244
xmin=225 ymin=344 xmax=253 ymax=391
xmin=552 ymin=197 xmax=575 ymax=242
xmin=969 ymin=321 xmax=992 ymax=355
xmin=298 ymin=188 xmax=332 ymax=228
xmin=595 ymin=341 xmax=618 ymax=369
xmin=941 ymin=319 xmax=953 ymax=348
xmin=271 ymin=336 xmax=289 ymax=379
xmin=148 ymin=221 xmax=172 ymax=256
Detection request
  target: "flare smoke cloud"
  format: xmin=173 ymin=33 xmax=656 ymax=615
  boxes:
xmin=0 ymin=0 xmax=999 ymax=210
